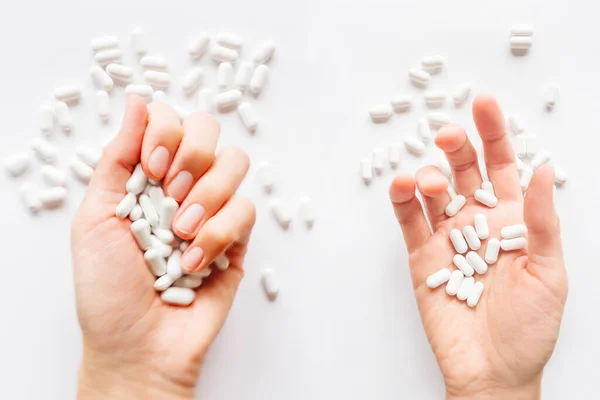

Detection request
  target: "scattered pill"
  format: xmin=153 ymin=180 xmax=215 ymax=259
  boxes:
xmin=216 ymin=33 xmax=243 ymax=50
xmin=453 ymin=83 xmax=472 ymax=107
xmin=129 ymin=205 xmax=143 ymax=221
xmin=21 ymin=183 xmax=42 ymax=214
xmin=466 ymin=251 xmax=488 ymax=275
xmin=31 ymin=138 xmax=58 ymax=164
xmin=237 ymin=102 xmax=259 ymax=133
xmin=408 ymin=68 xmax=431 ymax=88
xmin=189 ymin=33 xmax=210 ymax=59
xmin=436 ymin=157 xmax=452 ymax=178
xmin=143 ymin=248 xmax=167 ymax=276
xmin=467 ymin=282 xmax=484 ymax=307
xmin=139 ymin=194 xmax=159 ymax=228
xmin=453 ymin=254 xmax=474 ymax=277
xmin=40 ymin=187 xmax=67 ymax=209
xmin=543 ymin=83 xmax=559 ymax=110
xmin=173 ymin=275 xmax=204 ymax=289
xmin=520 ymin=167 xmax=533 ymax=191
xmin=218 ymin=62 xmax=234 ymax=90
xmin=116 ymin=193 xmax=137 ymax=219
xmin=95 ymin=48 xmax=123 ymax=66
xmin=154 ymin=228 xmax=174 ymax=244
xmin=372 ymin=148 xmax=385 ymax=175
xmin=106 ymin=63 xmax=134 ymax=83
xmin=161 ymin=287 xmax=195 ymax=306
xmin=481 ymin=181 xmax=495 ymax=196
xmin=369 ymin=104 xmax=393 ymax=123
xmin=510 ymin=36 xmax=532 ymax=52
xmin=54 ymin=85 xmax=82 ymax=104
xmin=507 ymin=115 xmax=525 ymax=135
xmin=426 ymin=268 xmax=452 ymax=289
xmin=462 ymin=225 xmax=481 ymax=250
xmin=4 ymin=153 xmax=30 ymax=177
xmin=160 ymin=197 xmax=179 ymax=230
xmin=474 ymin=189 xmax=498 ymax=208
xmin=197 ymin=88 xmax=213 ymax=113
xmin=501 ymin=237 xmax=527 ymax=251
xmin=70 ymin=157 xmax=94 ymax=184
xmin=215 ymin=89 xmax=242 ymax=112
xmin=125 ymin=84 xmax=154 ymax=100
xmin=148 ymin=185 xmax=165 ymax=211
xmin=210 ymin=45 xmax=239 ymax=63
xmin=418 ymin=118 xmax=433 ymax=143
xmin=96 ymin=90 xmax=110 ymax=121
xmin=511 ymin=24 xmax=534 ymax=37
xmin=253 ymin=40 xmax=276 ymax=64
xmin=182 ymin=67 xmax=204 ymax=94
xmin=90 ymin=65 xmax=114 ymax=91
xmin=428 ymin=112 xmax=450 ymax=129
xmin=257 ymin=161 xmax=275 ymax=193
xmin=126 ymin=164 xmax=148 ymax=195
xmin=151 ymin=235 xmax=173 ymax=258
xmin=424 ymin=90 xmax=447 ymax=108
xmin=54 ymin=101 xmax=73 ymax=132
xmin=390 ymin=95 xmax=412 ymax=113
xmin=484 ymin=238 xmax=501 ymax=264
xmin=167 ymin=250 xmax=183 ymax=280
xmin=39 ymin=106 xmax=54 ymax=136
xmin=90 ymin=35 xmax=119 ymax=52
xmin=554 ymin=167 xmax=568 ymax=186
xmin=214 ymin=254 xmax=230 ymax=271
xmin=445 ymin=195 xmax=466 ymax=217
xmin=531 ymin=151 xmax=551 ymax=169
xmin=154 ymin=274 xmax=175 ymax=291
xmin=260 ymin=268 xmax=279 ymax=300
xmin=449 ymin=228 xmax=468 ymax=254
xmin=421 ymin=55 xmax=445 ymax=74
xmin=143 ymin=70 xmax=171 ymax=89
xmin=249 ymin=64 xmax=269 ymax=96
xmin=388 ymin=143 xmax=401 ymax=169
xmin=131 ymin=219 xmax=153 ymax=251
xmin=446 ymin=270 xmax=464 ymax=296
xmin=271 ymin=199 xmax=292 ymax=229
xmin=235 ymin=61 xmax=254 ymax=90
xmin=447 ymin=184 xmax=457 ymax=200
xmin=474 ymin=213 xmax=489 ymax=240
xmin=131 ymin=27 xmax=147 ymax=55
xmin=140 ymin=55 xmax=169 ymax=70
xmin=501 ymin=224 xmax=527 ymax=239
xmin=41 ymin=165 xmax=67 ymax=187
xmin=457 ymin=276 xmax=475 ymax=301
xmin=404 ymin=136 xmax=425 ymax=156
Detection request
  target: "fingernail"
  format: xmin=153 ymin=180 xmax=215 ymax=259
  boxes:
xmin=182 ymin=247 xmax=204 ymax=272
xmin=148 ymin=146 xmax=169 ymax=178
xmin=168 ymin=170 xmax=193 ymax=201
xmin=176 ymin=203 xmax=205 ymax=234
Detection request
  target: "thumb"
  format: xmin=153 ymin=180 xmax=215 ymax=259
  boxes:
xmin=524 ymin=164 xmax=562 ymax=262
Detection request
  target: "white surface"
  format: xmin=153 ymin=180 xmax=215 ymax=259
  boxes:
xmin=0 ymin=1 xmax=596 ymax=399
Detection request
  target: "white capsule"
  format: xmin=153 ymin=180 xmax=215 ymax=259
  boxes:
xmin=543 ymin=83 xmax=560 ymax=110
xmin=404 ymin=136 xmax=425 ymax=156
xmin=446 ymin=270 xmax=464 ymax=296
xmin=140 ymin=55 xmax=169 ymax=71
xmin=40 ymin=187 xmax=67 ymax=209
xmin=253 ymin=40 xmax=276 ymax=64
xmin=501 ymin=237 xmax=527 ymax=251
xmin=237 ymin=102 xmax=259 ymax=133
xmin=261 ymin=268 xmax=279 ymax=300
xmin=153 ymin=228 xmax=174 ymax=244
xmin=216 ymin=33 xmax=243 ymax=50
xmin=485 ymin=238 xmax=501 ymax=265
xmin=131 ymin=27 xmax=147 ymax=55
xmin=462 ymin=225 xmax=481 ymax=251
xmin=173 ymin=275 xmax=204 ymax=289
xmin=467 ymin=282 xmax=484 ymax=307
xmin=453 ymin=83 xmax=472 ymax=107
xmin=453 ymin=254 xmax=474 ymax=277
xmin=372 ymin=148 xmax=385 ymax=175
xmin=554 ymin=167 xmax=568 ymax=186
xmin=4 ymin=153 xmax=30 ymax=177
xmin=428 ymin=112 xmax=451 ymax=129
xmin=235 ymin=61 xmax=254 ymax=90
xmin=151 ymin=235 xmax=173 ymax=258
xmin=520 ymin=168 xmax=534 ymax=191
xmin=106 ymin=63 xmax=134 ymax=83
xmin=214 ymin=254 xmax=230 ymax=271
xmin=445 ymin=195 xmax=466 ymax=217
xmin=139 ymin=194 xmax=159 ymax=228
xmin=41 ymin=165 xmax=67 ymax=187
xmin=161 ymin=287 xmax=195 ymax=306
xmin=76 ymin=146 xmax=101 ymax=169
xmin=166 ymin=250 xmax=183 ymax=280
xmin=360 ymin=159 xmax=373 ymax=184
xmin=125 ymin=84 xmax=154 ymax=100
xmin=217 ymin=62 xmax=234 ymax=90
xmin=93 ymin=90 xmax=110 ymax=122
xmin=31 ymin=138 xmax=57 ymax=164
xmin=129 ymin=205 xmax=143 ymax=221
xmin=426 ymin=268 xmax=452 ymax=289
xmin=90 ymin=35 xmax=119 ymax=52
xmin=388 ymin=143 xmax=401 ymax=169
xmin=179 ymin=241 xmax=190 ymax=252
xmin=144 ymin=248 xmax=167 ymax=276
xmin=39 ymin=106 xmax=54 ymax=136
xmin=456 ymin=276 xmax=475 ymax=301
xmin=514 ymin=135 xmax=527 ymax=158
xmin=126 ymin=164 xmax=148 ymax=195
xmin=257 ymin=161 xmax=275 ymax=193
xmin=408 ymin=68 xmax=431 ymax=88
xmin=115 ymin=193 xmax=137 ymax=219
xmin=154 ymin=274 xmax=175 ymax=291
xmin=197 ymin=88 xmax=213 ymax=113
xmin=418 ymin=118 xmax=433 ymax=143
xmin=390 ymin=95 xmax=412 ymax=113
xmin=182 ymin=67 xmax=204 ymax=94
xmin=436 ymin=157 xmax=452 ymax=178
xmin=131 ymin=219 xmax=153 ymax=251
xmin=474 ymin=189 xmax=498 ymax=208
xmin=421 ymin=55 xmax=445 ymax=74
xmin=90 ymin=65 xmax=114 ymax=91
xmin=424 ymin=90 xmax=447 ymax=108
xmin=447 ymin=184 xmax=457 ymax=200
xmin=271 ymin=199 xmax=292 ymax=229
xmin=189 ymin=33 xmax=210 ymax=59
xmin=215 ymin=89 xmax=242 ymax=113
xmin=95 ymin=48 xmax=123 ymax=66
xmin=20 ymin=183 xmax=42 ymax=214
xmin=54 ymin=101 xmax=73 ymax=132
xmin=143 ymin=70 xmax=171 ymax=89
xmin=481 ymin=181 xmax=495 ymax=196
xmin=511 ymin=24 xmax=534 ymax=37
xmin=54 ymin=85 xmax=82 ymax=103
xmin=531 ymin=151 xmax=551 ymax=169
xmin=298 ymin=196 xmax=315 ymax=228
xmin=69 ymin=158 xmax=94 ymax=184
xmin=160 ymin=197 xmax=179 ymax=230
xmin=507 ymin=115 xmax=525 ymax=135
xmin=474 ymin=213 xmax=489 ymax=240
xmin=210 ymin=45 xmax=239 ymax=63
xmin=466 ymin=251 xmax=488 ymax=275
xmin=501 ymin=224 xmax=527 ymax=240
xmin=449 ymin=228 xmax=468 ymax=254
xmin=249 ymin=64 xmax=269 ymax=96
xmin=369 ymin=104 xmax=393 ymax=123
xmin=510 ymin=36 xmax=533 ymax=51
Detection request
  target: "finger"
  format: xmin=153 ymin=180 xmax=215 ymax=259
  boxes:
xmin=434 ymin=124 xmax=483 ymax=196
xmin=415 ymin=166 xmax=450 ymax=230
xmin=524 ymin=164 xmax=562 ymax=261
xmin=163 ymin=113 xmax=220 ymax=202
xmin=181 ymin=195 xmax=256 ymax=273
xmin=472 ymin=94 xmax=521 ymax=200
xmin=173 ymin=146 xmax=250 ymax=240
xmin=389 ymin=173 xmax=431 ymax=252
xmin=141 ymin=102 xmax=184 ymax=180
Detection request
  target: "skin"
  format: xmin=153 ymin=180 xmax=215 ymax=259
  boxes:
xmin=389 ymin=94 xmax=567 ymax=399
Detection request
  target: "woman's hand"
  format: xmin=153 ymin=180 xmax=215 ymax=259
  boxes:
xmin=71 ymin=96 xmax=256 ymax=399
xmin=389 ymin=94 xmax=567 ymax=399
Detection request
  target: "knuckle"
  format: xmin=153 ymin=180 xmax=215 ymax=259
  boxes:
xmin=207 ymin=225 xmax=235 ymax=248
xmin=188 ymin=146 xmax=215 ymax=167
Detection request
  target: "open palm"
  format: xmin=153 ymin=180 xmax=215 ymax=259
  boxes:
xmin=389 ymin=94 xmax=567 ymax=398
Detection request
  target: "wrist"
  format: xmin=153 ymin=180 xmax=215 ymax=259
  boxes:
xmin=446 ymin=376 xmax=542 ymax=400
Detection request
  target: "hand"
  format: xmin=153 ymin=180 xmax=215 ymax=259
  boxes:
xmin=388 ymin=94 xmax=567 ymax=399
xmin=71 ymin=96 xmax=256 ymax=399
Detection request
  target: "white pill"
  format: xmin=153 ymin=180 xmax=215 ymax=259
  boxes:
xmin=40 ymin=187 xmax=67 ymax=209
xmin=215 ymin=89 xmax=242 ymax=112
xmin=249 ymin=64 xmax=269 ymax=96
xmin=31 ymin=138 xmax=57 ymax=163
xmin=446 ymin=270 xmax=464 ymax=296
xmin=172 ymin=105 xmax=191 ymax=122
xmin=153 ymin=228 xmax=174 ymax=244
xmin=531 ymin=151 xmax=551 ymax=169
xmin=360 ymin=159 xmax=373 ymax=184
xmin=501 ymin=237 xmax=527 ymax=251
xmin=474 ymin=213 xmax=489 ymax=240
xmin=453 ymin=254 xmax=474 ymax=277
xmin=143 ymin=70 xmax=171 ymax=89
xmin=510 ymin=36 xmax=532 ymax=50
xmin=474 ymin=189 xmax=498 ymax=208
xmin=126 ymin=164 xmax=148 ymax=195
xmin=253 ymin=40 xmax=276 ymax=64
xmin=404 ymin=136 xmax=425 ymax=156
xmin=161 ymin=287 xmax=195 ymax=306
xmin=554 ymin=167 xmax=568 ymax=186
xmin=507 ymin=115 xmax=525 ymax=135
xmin=182 ymin=67 xmax=204 ymax=94
xmin=179 ymin=241 xmax=190 ymax=252
xmin=543 ymin=83 xmax=560 ymax=110
xmin=428 ymin=112 xmax=450 ymax=129
xmin=90 ymin=65 xmax=114 ymax=91
xmin=140 ymin=55 xmax=169 ymax=71
xmin=115 ymin=193 xmax=137 ymax=219
xmin=514 ymin=135 xmax=527 ymax=158
xmin=466 ymin=251 xmax=488 ymax=275
xmin=160 ymin=197 xmax=179 ymax=230
xmin=144 ymin=248 xmax=167 ymax=276
xmin=39 ymin=106 xmax=54 ymax=136
xmin=217 ymin=62 xmax=234 ymax=90
xmin=129 ymin=205 xmax=143 ymax=221
xmin=54 ymin=85 xmax=82 ymax=103
xmin=237 ymin=102 xmax=259 ymax=133
xmin=257 ymin=161 xmax=275 ymax=193
xmin=96 ymin=90 xmax=110 ymax=121
xmin=69 ymin=157 xmax=94 ymax=184
xmin=445 ymin=195 xmax=466 ymax=217
xmin=501 ymin=224 xmax=527 ymax=239
xmin=106 ymin=63 xmax=134 ymax=83
xmin=189 ymin=33 xmax=210 ymax=59
xmin=453 ymin=83 xmax=472 ymax=107
xmin=447 ymin=184 xmax=457 ymax=200
xmin=436 ymin=158 xmax=452 ymax=178
xmin=457 ymin=277 xmax=475 ymax=301
xmin=166 ymin=250 xmax=183 ymax=280
xmin=482 ymin=181 xmax=495 ymax=195
xmin=390 ymin=95 xmax=412 ymax=113
xmin=131 ymin=219 xmax=153 ymax=251
xmin=95 ymin=48 xmax=123 ymax=66
xmin=467 ymin=282 xmax=484 ymax=307
xmin=418 ymin=118 xmax=433 ymax=143
xmin=90 ymin=35 xmax=119 ymax=52
xmin=408 ymin=69 xmax=431 ymax=88
xmin=210 ymin=45 xmax=239 ymax=63
xmin=449 ymin=228 xmax=468 ymax=254
xmin=426 ymin=268 xmax=452 ymax=289
xmin=485 ymin=238 xmax=501 ymax=264
xmin=216 ymin=33 xmax=243 ymax=50
xmin=421 ymin=55 xmax=445 ymax=74
xmin=214 ymin=254 xmax=230 ymax=271
xmin=131 ymin=27 xmax=147 ymax=55
xmin=197 ymin=88 xmax=213 ymax=113
xmin=261 ymin=268 xmax=279 ymax=300
xmin=151 ymin=235 xmax=173 ymax=258
xmin=173 ymin=275 xmax=204 ymax=289
xmin=369 ymin=104 xmax=393 ymax=123
xmin=298 ymin=196 xmax=315 ymax=228
xmin=271 ymin=200 xmax=292 ymax=229
xmin=4 ymin=153 xmax=30 ymax=177
xmin=520 ymin=167 xmax=533 ymax=191
xmin=21 ymin=183 xmax=42 ymax=214
xmin=511 ymin=24 xmax=534 ymax=37
xmin=41 ymin=165 xmax=67 ymax=187
xmin=191 ymin=267 xmax=212 ymax=278
xmin=235 ymin=61 xmax=254 ymax=90
xmin=125 ymin=84 xmax=154 ymax=99
xmin=139 ymin=194 xmax=159 ymax=228
xmin=54 ymin=101 xmax=73 ymax=132
xmin=154 ymin=274 xmax=174 ymax=291
xmin=372 ymin=148 xmax=385 ymax=175
xmin=424 ymin=90 xmax=447 ymax=108
xmin=388 ymin=143 xmax=401 ymax=169
xmin=462 ymin=225 xmax=481 ymax=251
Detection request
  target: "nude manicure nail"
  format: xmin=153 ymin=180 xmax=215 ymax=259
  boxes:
xmin=168 ymin=170 xmax=193 ymax=201
xmin=182 ymin=247 xmax=204 ymax=272
xmin=176 ymin=203 xmax=205 ymax=234
xmin=148 ymin=146 xmax=169 ymax=178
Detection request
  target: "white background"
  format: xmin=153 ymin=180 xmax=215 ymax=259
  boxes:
xmin=0 ymin=0 xmax=597 ymax=398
